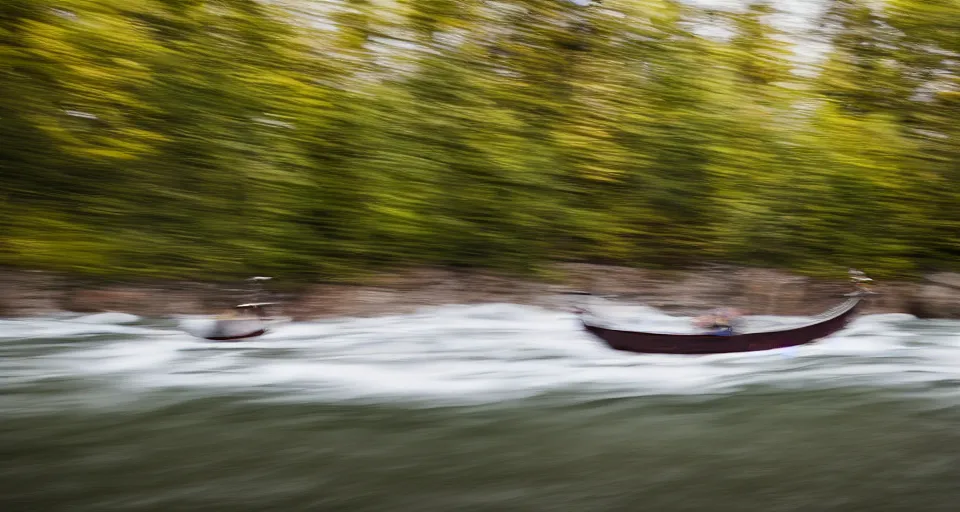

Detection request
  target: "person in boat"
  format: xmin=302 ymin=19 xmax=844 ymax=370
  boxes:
xmin=694 ymin=307 xmax=743 ymax=336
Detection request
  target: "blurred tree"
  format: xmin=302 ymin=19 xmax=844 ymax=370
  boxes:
xmin=0 ymin=0 xmax=956 ymax=280
xmin=886 ymin=0 xmax=960 ymax=269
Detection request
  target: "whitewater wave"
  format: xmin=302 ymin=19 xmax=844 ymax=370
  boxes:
xmin=1 ymin=304 xmax=958 ymax=408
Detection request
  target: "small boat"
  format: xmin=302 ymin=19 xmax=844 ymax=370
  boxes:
xmin=191 ymin=277 xmax=288 ymax=341
xmin=202 ymin=302 xmax=284 ymax=341
xmin=578 ymin=270 xmax=874 ymax=355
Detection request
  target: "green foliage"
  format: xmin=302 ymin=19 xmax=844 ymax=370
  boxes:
xmin=0 ymin=0 xmax=957 ymax=280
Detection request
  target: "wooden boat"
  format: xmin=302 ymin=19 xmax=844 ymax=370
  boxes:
xmin=578 ymin=271 xmax=874 ymax=355
xmin=192 ymin=277 xmax=288 ymax=341
xmin=202 ymin=302 xmax=280 ymax=341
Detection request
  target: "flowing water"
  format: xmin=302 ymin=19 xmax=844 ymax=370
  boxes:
xmin=2 ymin=304 xmax=960 ymax=511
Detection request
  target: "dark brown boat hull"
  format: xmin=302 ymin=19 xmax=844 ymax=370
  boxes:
xmin=201 ymin=318 xmax=269 ymax=342
xmin=205 ymin=328 xmax=267 ymax=342
xmin=582 ymin=298 xmax=862 ymax=355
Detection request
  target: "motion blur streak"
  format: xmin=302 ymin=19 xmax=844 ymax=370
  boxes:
xmin=0 ymin=0 xmax=958 ymax=280
xmin=1 ymin=307 xmax=960 ymax=511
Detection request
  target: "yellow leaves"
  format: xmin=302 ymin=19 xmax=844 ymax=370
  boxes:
xmin=371 ymin=204 xmax=420 ymax=220
xmin=67 ymin=63 xmax=115 ymax=82
xmin=76 ymin=148 xmax=140 ymax=160
xmin=111 ymin=57 xmax=146 ymax=70
xmin=22 ymin=19 xmax=72 ymax=55
xmin=124 ymin=128 xmax=168 ymax=143
xmin=11 ymin=2 xmax=175 ymax=165
xmin=577 ymin=164 xmax=621 ymax=182
xmin=6 ymin=217 xmax=112 ymax=270
xmin=555 ymin=130 xmax=605 ymax=150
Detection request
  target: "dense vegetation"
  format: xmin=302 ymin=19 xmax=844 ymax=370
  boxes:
xmin=1 ymin=0 xmax=957 ymax=281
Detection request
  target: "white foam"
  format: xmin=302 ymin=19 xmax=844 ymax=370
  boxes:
xmin=0 ymin=318 xmax=163 ymax=340
xmin=1 ymin=304 xmax=958 ymax=408
xmin=74 ymin=312 xmax=141 ymax=325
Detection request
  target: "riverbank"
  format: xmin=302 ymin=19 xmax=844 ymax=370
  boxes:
xmin=3 ymin=264 xmax=960 ymax=319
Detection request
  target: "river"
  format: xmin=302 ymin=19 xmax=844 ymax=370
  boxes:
xmin=2 ymin=304 xmax=959 ymax=511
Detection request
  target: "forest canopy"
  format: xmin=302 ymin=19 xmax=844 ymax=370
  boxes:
xmin=1 ymin=0 xmax=957 ymax=281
